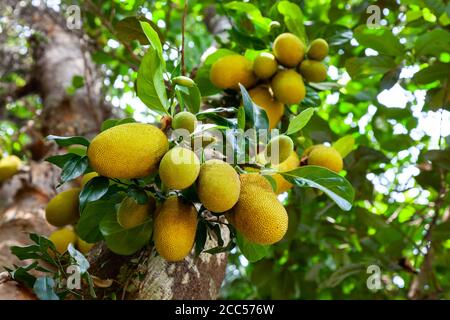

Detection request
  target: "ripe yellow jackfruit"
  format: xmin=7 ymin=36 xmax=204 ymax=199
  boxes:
xmin=265 ymin=135 xmax=294 ymax=164
xmin=271 ymin=70 xmax=306 ymax=104
xmin=76 ymin=237 xmax=94 ymax=255
xmin=249 ymin=86 xmax=284 ymax=129
xmin=230 ymin=173 xmax=288 ymax=244
xmin=172 ymin=111 xmax=197 ymax=133
xmin=307 ymin=38 xmax=329 ymax=61
xmin=209 ymin=55 xmax=256 ymax=90
xmin=0 ymin=155 xmax=21 ymax=182
xmin=307 ymin=145 xmax=343 ymax=172
xmin=87 ymin=123 xmax=169 ymax=179
xmin=198 ymin=159 xmax=240 ymax=213
xmin=253 ymin=52 xmax=278 ymax=79
xmin=81 ymin=172 xmax=99 ymax=187
xmin=49 ymin=228 xmax=77 ymax=254
xmin=271 ymin=151 xmax=300 ymax=194
xmin=159 ymin=147 xmax=200 ymax=190
xmin=273 ymin=33 xmax=305 ymax=67
xmin=153 ymin=197 xmax=197 ymax=262
xmin=117 ymin=196 xmax=155 ymax=229
xmin=45 ymin=188 xmax=81 ymax=227
xmin=299 ymin=60 xmax=327 ymax=83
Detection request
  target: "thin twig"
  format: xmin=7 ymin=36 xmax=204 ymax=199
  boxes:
xmin=181 ymin=0 xmax=188 ymax=76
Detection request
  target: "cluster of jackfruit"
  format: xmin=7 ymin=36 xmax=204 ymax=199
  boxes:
xmin=209 ymin=33 xmax=329 ymax=129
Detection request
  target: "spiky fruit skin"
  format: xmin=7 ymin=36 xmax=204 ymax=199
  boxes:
xmin=265 ymin=135 xmax=294 ymax=165
xmin=249 ymin=86 xmax=284 ymax=129
xmin=197 ymin=159 xmax=240 ymax=213
xmin=87 ymin=123 xmax=168 ymax=179
xmin=76 ymin=237 xmax=94 ymax=255
xmin=209 ymin=55 xmax=256 ymax=90
xmin=273 ymin=33 xmax=305 ymax=67
xmin=307 ymin=38 xmax=329 ymax=61
xmin=45 ymin=188 xmax=81 ymax=227
xmin=253 ymin=52 xmax=278 ymax=79
xmin=117 ymin=196 xmax=155 ymax=229
xmin=271 ymin=70 xmax=306 ymax=104
xmin=154 ymin=197 xmax=197 ymax=262
xmin=299 ymin=60 xmax=327 ymax=83
xmin=308 ymin=146 xmax=343 ymax=172
xmin=172 ymin=111 xmax=197 ymax=133
xmin=81 ymin=172 xmax=99 ymax=187
xmin=49 ymin=228 xmax=77 ymax=254
xmin=159 ymin=147 xmax=200 ymax=189
xmin=271 ymin=151 xmax=300 ymax=194
xmin=0 ymin=155 xmax=21 ymax=182
xmin=231 ymin=174 xmax=288 ymax=244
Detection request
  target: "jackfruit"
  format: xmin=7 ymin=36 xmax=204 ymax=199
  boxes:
xmin=172 ymin=76 xmax=195 ymax=87
xmin=307 ymin=145 xmax=343 ymax=172
xmin=87 ymin=123 xmax=169 ymax=179
xmin=0 ymin=155 xmax=21 ymax=182
xmin=307 ymin=38 xmax=329 ymax=61
xmin=197 ymin=159 xmax=240 ymax=213
xmin=271 ymin=70 xmax=306 ymax=104
xmin=271 ymin=151 xmax=300 ymax=194
xmin=265 ymin=135 xmax=294 ymax=164
xmin=230 ymin=173 xmax=288 ymax=244
xmin=159 ymin=147 xmax=200 ymax=190
xmin=81 ymin=172 xmax=99 ymax=187
xmin=45 ymin=188 xmax=81 ymax=227
xmin=172 ymin=111 xmax=197 ymax=133
xmin=249 ymin=86 xmax=284 ymax=129
xmin=299 ymin=60 xmax=327 ymax=83
xmin=273 ymin=33 xmax=305 ymax=67
xmin=153 ymin=197 xmax=197 ymax=262
xmin=209 ymin=55 xmax=256 ymax=90
xmin=117 ymin=196 xmax=155 ymax=229
xmin=49 ymin=228 xmax=77 ymax=254
xmin=76 ymin=237 xmax=95 ymax=255
xmin=253 ymin=52 xmax=278 ymax=79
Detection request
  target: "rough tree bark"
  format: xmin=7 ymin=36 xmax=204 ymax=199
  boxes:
xmin=0 ymin=4 xmax=227 ymax=300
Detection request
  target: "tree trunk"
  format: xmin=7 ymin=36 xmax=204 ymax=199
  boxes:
xmin=0 ymin=6 xmax=227 ymax=300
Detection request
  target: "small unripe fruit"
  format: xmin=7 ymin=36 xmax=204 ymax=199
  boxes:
xmin=249 ymin=86 xmax=284 ymax=129
xmin=299 ymin=60 xmax=327 ymax=83
xmin=172 ymin=76 xmax=195 ymax=87
xmin=117 ymin=196 xmax=155 ymax=229
xmin=198 ymin=159 xmax=240 ymax=213
xmin=172 ymin=111 xmax=197 ymax=133
xmin=45 ymin=188 xmax=81 ymax=227
xmin=271 ymin=70 xmax=306 ymax=104
xmin=265 ymin=135 xmax=294 ymax=164
xmin=209 ymin=55 xmax=256 ymax=90
xmin=159 ymin=147 xmax=200 ymax=190
xmin=307 ymin=146 xmax=343 ymax=172
xmin=0 ymin=155 xmax=21 ymax=182
xmin=273 ymin=33 xmax=305 ymax=67
xmin=49 ymin=228 xmax=77 ymax=254
xmin=253 ymin=52 xmax=278 ymax=79
xmin=154 ymin=197 xmax=197 ymax=262
xmin=307 ymin=38 xmax=329 ymax=61
xmin=81 ymin=172 xmax=99 ymax=187
xmin=76 ymin=237 xmax=94 ymax=255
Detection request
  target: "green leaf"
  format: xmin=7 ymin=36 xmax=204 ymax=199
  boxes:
xmin=286 ymin=107 xmax=314 ymax=135
xmin=46 ymin=153 xmax=78 ymax=169
xmin=100 ymin=213 xmax=152 ymax=255
xmin=33 ymin=276 xmax=59 ymax=300
xmin=424 ymin=149 xmax=450 ymax=170
xmin=47 ymin=135 xmax=90 ymax=147
xmin=71 ymin=75 xmax=84 ymax=88
xmin=236 ymin=232 xmax=269 ymax=262
xmin=240 ymin=84 xmax=269 ymax=130
xmin=237 ymin=106 xmax=246 ymax=130
xmin=345 ymin=56 xmax=397 ymax=79
xmin=413 ymin=62 xmax=449 ymax=85
xmin=195 ymin=219 xmax=207 ymax=256
xmin=76 ymin=200 xmax=116 ymax=243
xmin=136 ymin=47 xmax=168 ymax=115
xmin=8 ymin=265 xmax=37 ymax=288
xmin=139 ymin=21 xmax=164 ymax=63
xmin=225 ymin=1 xmax=271 ymax=36
xmin=176 ymin=85 xmax=201 ymax=114
xmin=281 ymin=166 xmax=355 ymax=211
xmin=60 ymin=155 xmax=89 ymax=183
xmin=67 ymin=244 xmax=90 ymax=274
xmin=116 ymin=17 xmax=162 ymax=45
xmin=415 ymin=28 xmax=450 ymax=57
xmin=127 ymin=186 xmax=148 ymax=205
xmin=278 ymin=1 xmax=307 ymax=43
xmin=354 ymin=25 xmax=404 ymax=57
xmin=101 ymin=118 xmax=136 ymax=132
xmin=79 ymin=176 xmax=110 ymax=210
xmin=332 ymin=135 xmax=355 ymax=158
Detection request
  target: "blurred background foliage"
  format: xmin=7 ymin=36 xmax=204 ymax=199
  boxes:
xmin=0 ymin=0 xmax=449 ymax=299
